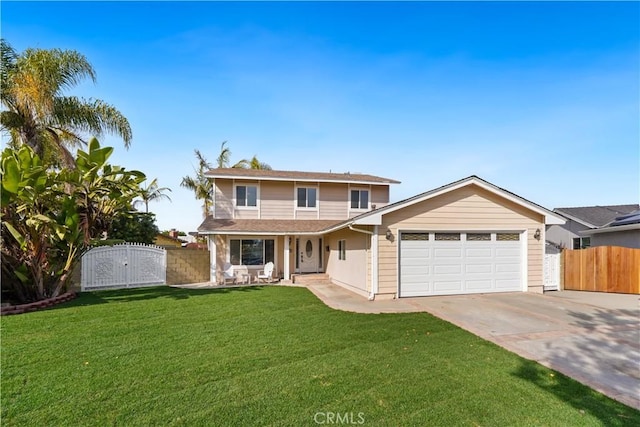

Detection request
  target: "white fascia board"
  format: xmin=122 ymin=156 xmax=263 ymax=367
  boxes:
xmin=353 ymin=214 xmax=383 ymax=225
xmin=204 ymin=173 xmax=395 ymax=186
xmin=580 ymin=223 xmax=640 ymax=235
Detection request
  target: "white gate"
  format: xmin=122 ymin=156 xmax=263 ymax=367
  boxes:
xmin=81 ymin=243 xmax=167 ymax=291
xmin=543 ymin=253 xmax=561 ymax=291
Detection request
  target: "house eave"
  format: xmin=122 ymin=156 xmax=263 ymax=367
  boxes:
xmin=580 ymin=223 xmax=640 ymax=235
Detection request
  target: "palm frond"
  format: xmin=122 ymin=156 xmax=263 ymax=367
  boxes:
xmin=52 ymin=97 xmax=132 ymax=147
xmin=216 ymin=141 xmax=231 ymax=168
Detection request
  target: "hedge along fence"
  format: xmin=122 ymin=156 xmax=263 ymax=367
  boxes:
xmin=70 ymin=248 xmax=210 ymax=291
xmin=563 ymin=246 xmax=640 ymax=294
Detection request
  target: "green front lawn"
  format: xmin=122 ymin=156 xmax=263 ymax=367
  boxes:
xmin=2 ymin=286 xmax=638 ymax=426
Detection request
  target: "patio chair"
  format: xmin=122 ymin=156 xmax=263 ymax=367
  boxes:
xmin=257 ymin=262 xmax=275 ymax=283
xmin=220 ymin=263 xmax=237 ymax=285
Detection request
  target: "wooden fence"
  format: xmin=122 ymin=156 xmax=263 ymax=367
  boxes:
xmin=563 ymin=246 xmax=640 ymax=294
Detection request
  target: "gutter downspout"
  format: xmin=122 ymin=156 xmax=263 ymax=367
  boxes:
xmin=348 ymin=225 xmax=377 ymax=300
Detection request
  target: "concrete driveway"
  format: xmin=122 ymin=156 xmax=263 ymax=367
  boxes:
xmin=307 ymin=283 xmax=640 ymax=409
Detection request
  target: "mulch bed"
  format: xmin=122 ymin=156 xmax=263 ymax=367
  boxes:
xmin=1 ymin=292 xmax=77 ymax=316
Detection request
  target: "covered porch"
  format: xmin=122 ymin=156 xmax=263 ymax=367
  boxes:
xmin=198 ymin=218 xmax=344 ymax=284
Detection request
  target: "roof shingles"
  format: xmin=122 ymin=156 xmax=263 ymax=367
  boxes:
xmin=204 ymin=168 xmax=400 ymax=184
xmin=555 ymin=204 xmax=640 ymax=228
xmin=198 ymin=218 xmax=345 ymax=234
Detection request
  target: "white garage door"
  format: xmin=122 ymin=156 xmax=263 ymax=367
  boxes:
xmin=399 ymin=232 xmax=522 ymax=297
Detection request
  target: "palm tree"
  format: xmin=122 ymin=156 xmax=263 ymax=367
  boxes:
xmin=0 ymin=39 xmax=132 ymax=167
xmin=235 ymin=154 xmax=272 ymax=170
xmin=181 ymin=150 xmax=214 ymax=218
xmin=216 ymin=141 xmax=272 ymax=170
xmin=216 ymin=141 xmax=232 ymax=168
xmin=134 ymin=178 xmax=172 ymax=213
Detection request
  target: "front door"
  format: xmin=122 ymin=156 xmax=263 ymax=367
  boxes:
xmin=299 ymin=238 xmax=318 ymax=273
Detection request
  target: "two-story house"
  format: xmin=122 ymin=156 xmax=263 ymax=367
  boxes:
xmin=198 ymin=170 xmax=565 ymax=300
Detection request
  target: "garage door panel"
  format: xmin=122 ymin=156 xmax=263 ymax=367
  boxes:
xmin=466 ymin=248 xmax=492 ymax=258
xmin=495 ymin=278 xmax=520 ymax=289
xmin=466 ymin=279 xmax=492 ymax=290
xmin=496 ymin=263 xmax=519 ymax=273
xmin=433 ymin=248 xmax=462 ymax=258
xmin=496 ymin=247 xmax=519 ymax=257
xmin=433 ymin=264 xmax=462 ymax=274
xmin=399 ymin=231 xmax=522 ymax=297
xmin=433 ymin=280 xmax=463 ymax=292
xmin=465 ymin=264 xmax=492 ymax=274
xmin=401 ymin=266 xmax=430 ymax=276
xmin=401 ymin=249 xmax=430 ymax=259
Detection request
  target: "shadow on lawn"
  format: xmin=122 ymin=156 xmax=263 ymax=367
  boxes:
xmin=57 ymin=285 xmax=266 ymax=308
xmin=513 ymin=360 xmax=640 ymax=425
xmin=512 ymin=306 xmax=640 ymax=425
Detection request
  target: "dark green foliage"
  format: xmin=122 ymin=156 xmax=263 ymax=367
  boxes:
xmin=109 ymin=212 xmax=159 ymax=244
xmin=0 ymin=140 xmax=144 ymax=303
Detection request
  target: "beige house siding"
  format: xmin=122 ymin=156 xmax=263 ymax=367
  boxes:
xmin=319 ymin=183 xmax=349 ymax=219
xmin=325 ymin=228 xmax=369 ymax=297
xmin=261 ymin=182 xmax=295 ymax=219
xmin=295 ymin=210 xmax=319 ymax=220
xmin=371 ymin=185 xmax=390 ymax=209
xmin=377 ymin=184 xmax=544 ymax=297
xmin=214 ymin=180 xmax=234 ymax=219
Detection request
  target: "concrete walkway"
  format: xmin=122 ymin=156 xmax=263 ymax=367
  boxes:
xmin=306 ymin=282 xmax=640 ymax=410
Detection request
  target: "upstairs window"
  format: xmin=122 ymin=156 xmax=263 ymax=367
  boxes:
xmin=236 ymin=185 xmax=257 ymax=207
xmin=297 ymin=187 xmax=317 ymax=208
xmin=350 ymin=190 xmax=369 ymax=209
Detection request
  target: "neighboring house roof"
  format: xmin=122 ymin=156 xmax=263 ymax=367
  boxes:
xmin=609 ymin=210 xmax=640 ymax=227
xmin=580 ymin=209 xmax=640 ymax=236
xmin=553 ymin=204 xmax=639 ymax=228
xmin=154 ymin=234 xmax=183 ymax=247
xmin=351 ymin=175 xmax=566 ymax=226
xmin=198 ymin=218 xmax=345 ymax=235
xmin=204 ymin=168 xmax=401 ymax=185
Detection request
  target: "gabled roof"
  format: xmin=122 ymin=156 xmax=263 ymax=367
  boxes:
xmin=204 ymin=168 xmax=400 ymax=185
xmin=198 ymin=218 xmax=345 ymax=235
xmin=554 ymin=204 xmax=639 ymax=228
xmin=351 ymin=175 xmax=566 ymax=226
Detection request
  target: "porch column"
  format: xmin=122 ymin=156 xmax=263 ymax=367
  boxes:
xmin=284 ymin=235 xmax=290 ymax=280
xmin=208 ymin=235 xmax=217 ymax=283
xmin=371 ymin=225 xmax=379 ymax=298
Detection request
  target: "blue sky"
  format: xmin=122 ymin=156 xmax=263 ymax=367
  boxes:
xmin=3 ymin=1 xmax=639 ymax=233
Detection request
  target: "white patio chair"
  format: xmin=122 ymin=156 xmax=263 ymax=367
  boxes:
xmin=257 ymin=262 xmax=275 ymax=283
xmin=220 ymin=263 xmax=237 ymax=285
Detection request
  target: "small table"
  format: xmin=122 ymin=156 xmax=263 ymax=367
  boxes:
xmin=237 ymin=273 xmax=252 ymax=285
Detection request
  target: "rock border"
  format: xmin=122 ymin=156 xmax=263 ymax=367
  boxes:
xmin=0 ymin=291 xmax=77 ymax=316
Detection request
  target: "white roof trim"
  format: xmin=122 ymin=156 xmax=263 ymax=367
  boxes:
xmin=352 ymin=176 xmax=566 ymax=226
xmin=204 ymin=173 xmax=395 ymax=186
xmin=580 ymin=223 xmax=640 ymax=235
